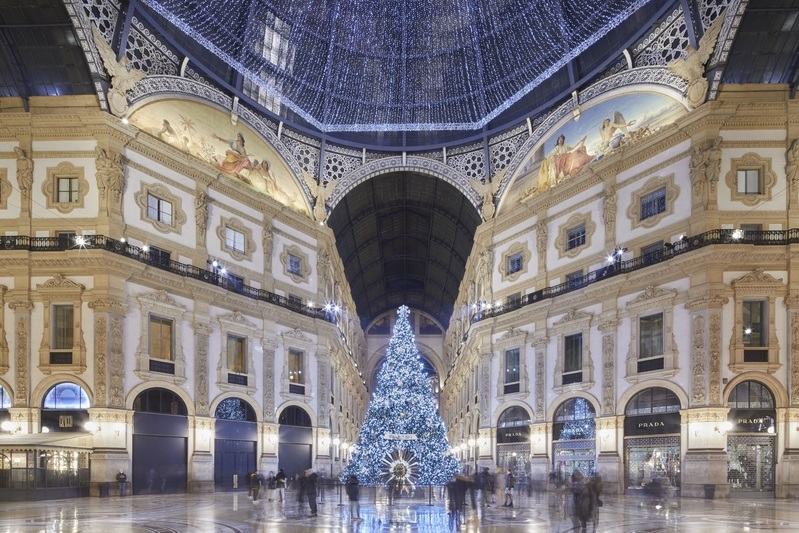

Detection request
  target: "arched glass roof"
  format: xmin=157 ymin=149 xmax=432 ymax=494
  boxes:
xmin=139 ymin=0 xmax=655 ymax=132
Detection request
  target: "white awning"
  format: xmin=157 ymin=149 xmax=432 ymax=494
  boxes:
xmin=0 ymin=432 xmax=93 ymax=450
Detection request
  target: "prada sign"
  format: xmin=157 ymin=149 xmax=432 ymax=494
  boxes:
xmin=497 ymin=425 xmax=530 ymax=444
xmin=727 ymin=409 xmax=776 ymax=433
xmin=624 ymin=412 xmax=681 ymax=436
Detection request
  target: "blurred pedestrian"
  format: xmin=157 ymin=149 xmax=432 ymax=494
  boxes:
xmin=305 ymin=469 xmax=318 ymax=517
xmin=345 ymin=474 xmax=363 ymax=522
xmin=503 ymin=470 xmax=515 ymax=507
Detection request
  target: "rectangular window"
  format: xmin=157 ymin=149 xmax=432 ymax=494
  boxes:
xmin=737 ymin=169 xmax=761 ymax=194
xmin=507 ymin=252 xmax=523 ymax=274
xmin=566 ymin=224 xmax=586 ymax=250
xmin=288 ymin=294 xmax=303 ymax=306
xmin=563 ymin=333 xmax=582 ymax=384
xmin=57 ymin=231 xmax=77 ymax=248
xmin=147 ymin=193 xmax=173 ymax=225
xmin=227 ymin=334 xmax=246 ymax=374
xmin=52 ymin=304 xmax=74 ymax=349
xmin=148 ymin=245 xmax=171 ymax=266
xmin=287 ymin=253 xmax=303 ymax=276
xmin=640 ymin=187 xmax=666 ymax=220
xmin=225 ymin=227 xmax=245 ymax=254
xmin=639 ymin=313 xmax=664 ymax=358
xmin=740 ymin=224 xmax=762 ymax=233
xmin=507 ymin=292 xmax=521 ymax=306
xmin=743 ymin=300 xmax=765 ymax=347
xmin=641 ymin=241 xmax=664 ymax=264
xmin=226 ymin=273 xmax=245 ymax=291
xmin=566 ymin=270 xmax=584 ymax=289
xmin=504 ymin=348 xmax=520 ymax=385
xmin=148 ymin=316 xmax=173 ymax=361
xmin=57 ymin=177 xmax=79 ymax=203
xmin=289 ymin=348 xmax=305 ymax=394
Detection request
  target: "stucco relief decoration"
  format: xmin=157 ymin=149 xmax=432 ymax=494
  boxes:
xmin=95 ymin=148 xmax=126 ymax=207
xmin=532 ymin=337 xmax=548 ymax=419
xmin=92 ymin=24 xmax=147 ymax=117
xmin=535 ymin=220 xmax=547 ymax=262
xmin=602 ymin=186 xmax=616 ymax=236
xmin=109 ymin=316 xmax=125 ymax=407
xmin=302 ymin=174 xmax=339 ymax=222
xmin=195 ymin=191 xmax=209 ymax=237
xmin=792 ymin=313 xmax=799 ymax=406
xmin=262 ymin=222 xmax=274 ymax=266
xmin=128 ymin=99 xmax=309 ymax=215
xmin=504 ymin=92 xmax=685 ymax=204
xmin=709 ymin=312 xmax=721 ymax=405
xmin=13 ymin=147 xmax=33 ymax=199
xmin=667 ymin=14 xmax=724 ymax=108
xmin=598 ymin=320 xmax=618 ymax=416
xmin=0 ymin=168 xmax=9 ymax=210
xmin=468 ymin=177 xmax=500 ymax=220
xmin=263 ymin=343 xmax=276 ymax=421
xmin=481 ymin=362 xmax=490 ymax=416
xmin=787 ymin=139 xmax=799 ymax=197
xmin=95 ymin=316 xmax=107 ymax=406
xmin=690 ymin=314 xmax=706 ymax=406
xmin=194 ymin=325 xmax=211 ymax=416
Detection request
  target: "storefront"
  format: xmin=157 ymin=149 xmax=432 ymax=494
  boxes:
xmin=552 ymin=398 xmax=595 ymax=483
xmin=496 ymin=406 xmax=531 ymax=483
xmin=278 ymin=406 xmax=313 ymax=481
xmin=214 ymin=398 xmax=257 ymax=491
xmin=623 ymin=387 xmax=681 ymax=493
xmin=726 ymin=380 xmax=776 ymax=495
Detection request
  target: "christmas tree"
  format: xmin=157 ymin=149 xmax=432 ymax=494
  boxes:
xmin=343 ymin=306 xmax=460 ymax=486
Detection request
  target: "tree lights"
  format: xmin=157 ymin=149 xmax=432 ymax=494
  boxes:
xmin=342 ymin=305 xmax=459 ymax=485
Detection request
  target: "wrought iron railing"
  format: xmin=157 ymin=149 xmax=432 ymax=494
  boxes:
xmin=0 ymin=234 xmax=331 ymax=322
xmin=473 ymin=228 xmax=799 ymax=323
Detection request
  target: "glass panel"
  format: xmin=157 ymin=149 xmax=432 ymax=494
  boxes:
xmin=226 ymin=228 xmax=245 ymax=253
xmin=640 ymin=187 xmax=666 ymax=220
xmin=625 ymin=436 xmax=681 ymax=490
xmin=742 ymin=301 xmax=765 ymax=347
xmin=498 ymin=406 xmax=531 ymax=428
xmin=227 ymin=335 xmax=246 ymax=373
xmin=738 ymin=169 xmax=761 ymax=194
xmin=625 ymin=387 xmax=681 ymax=415
xmin=289 ymin=349 xmax=304 ymax=385
xmin=639 ymin=313 xmax=664 ymax=358
xmin=566 ymin=224 xmax=586 ymax=250
xmin=727 ymin=380 xmax=775 ymax=409
xmin=147 ymin=194 xmax=160 ymax=220
xmin=215 ymin=397 xmax=255 ymax=420
xmin=727 ymin=435 xmax=775 ymax=492
xmin=504 ymin=348 xmax=519 ymax=384
xmin=149 ymin=316 xmax=173 ymax=361
xmin=42 ymin=383 xmax=90 ymax=409
xmin=507 ymin=253 xmax=523 ymax=274
xmin=564 ymin=334 xmax=582 ymax=372
xmin=52 ymin=304 xmax=74 ymax=350
xmin=554 ymin=397 xmax=595 ymax=422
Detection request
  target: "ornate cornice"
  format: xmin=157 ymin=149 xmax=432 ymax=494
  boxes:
xmin=87 ymin=298 xmax=129 ymax=315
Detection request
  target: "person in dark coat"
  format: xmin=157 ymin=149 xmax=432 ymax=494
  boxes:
xmin=345 ymin=475 xmax=363 ymax=521
xmin=305 ymin=469 xmax=318 ymax=516
xmin=275 ymin=468 xmax=287 ymax=502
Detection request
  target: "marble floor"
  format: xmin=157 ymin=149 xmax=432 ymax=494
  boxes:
xmin=0 ymin=490 xmax=797 ymax=532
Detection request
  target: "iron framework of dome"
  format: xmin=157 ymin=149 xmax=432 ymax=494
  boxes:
xmin=138 ymin=0 xmax=656 ymax=133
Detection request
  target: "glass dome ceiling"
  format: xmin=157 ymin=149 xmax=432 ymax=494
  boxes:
xmin=140 ymin=0 xmax=654 ymax=133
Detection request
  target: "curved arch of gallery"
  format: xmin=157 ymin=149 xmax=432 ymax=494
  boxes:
xmin=327 ymin=158 xmax=482 ymax=212
xmin=723 ymin=372 xmax=788 ymax=409
xmin=209 ymin=391 xmax=263 ymax=423
xmin=30 ymin=373 xmax=95 ymax=409
xmin=545 ymin=391 xmax=602 ymax=422
xmin=125 ymin=88 xmax=314 ymax=215
xmin=617 ymin=379 xmax=690 ymax=414
xmin=492 ymin=400 xmax=535 ymax=429
xmin=124 ymin=380 xmax=196 ymax=417
xmin=275 ymin=400 xmax=318 ymax=427
xmin=495 ymin=80 xmax=688 ymax=217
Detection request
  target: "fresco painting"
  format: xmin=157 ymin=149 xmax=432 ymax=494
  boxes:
xmin=509 ymin=92 xmax=687 ymax=203
xmin=129 ymin=100 xmax=309 ymax=214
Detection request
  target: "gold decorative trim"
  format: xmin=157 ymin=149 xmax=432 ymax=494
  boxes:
xmin=43 ymin=162 xmax=89 ymax=213
xmin=724 ymin=152 xmax=777 ymax=207
xmin=626 ymin=174 xmax=679 ymax=230
xmin=134 ymin=182 xmax=187 ymax=235
xmin=216 ymin=216 xmax=256 ymax=262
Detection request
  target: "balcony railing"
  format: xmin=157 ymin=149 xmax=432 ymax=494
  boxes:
xmin=0 ymin=235 xmax=331 ymax=322
xmin=474 ymin=228 xmax=799 ymax=323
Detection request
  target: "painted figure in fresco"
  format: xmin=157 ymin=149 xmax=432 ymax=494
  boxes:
xmin=536 ymin=134 xmax=591 ymax=191
xmin=212 ymin=132 xmax=253 ymax=176
xmin=598 ymin=112 xmax=634 ymax=155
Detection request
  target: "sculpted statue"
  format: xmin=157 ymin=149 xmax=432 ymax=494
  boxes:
xmin=92 ymin=24 xmax=146 ymax=117
xmin=195 ymin=191 xmax=209 ymax=237
xmin=262 ymin=222 xmax=274 ymax=264
xmin=787 ymin=139 xmax=799 ymax=193
xmin=469 ymin=177 xmax=500 ymax=220
xmin=96 ymin=148 xmax=125 ymax=204
xmin=13 ymin=147 xmax=32 ymax=197
xmin=302 ymin=173 xmax=338 ymax=222
xmin=667 ymin=15 xmax=724 ymax=108
xmin=602 ymin=187 xmax=616 ymax=234
xmin=535 ymin=219 xmax=547 ymax=260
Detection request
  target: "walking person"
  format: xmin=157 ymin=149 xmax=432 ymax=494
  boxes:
xmin=266 ymin=471 xmax=276 ymax=501
xmin=275 ymin=468 xmax=287 ymax=503
xmin=346 ymin=474 xmax=363 ymax=522
xmin=503 ymin=470 xmax=515 ymax=508
xmin=305 ymin=469 xmax=319 ymax=517
xmin=297 ymin=473 xmax=306 ymax=504
xmin=251 ymin=471 xmax=263 ymax=502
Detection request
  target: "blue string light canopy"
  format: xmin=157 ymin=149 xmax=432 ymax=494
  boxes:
xmin=141 ymin=0 xmax=654 ymax=132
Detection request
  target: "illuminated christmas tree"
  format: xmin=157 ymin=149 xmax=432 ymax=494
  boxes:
xmin=343 ymin=306 xmax=460 ymax=486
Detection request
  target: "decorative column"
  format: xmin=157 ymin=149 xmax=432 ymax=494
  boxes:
xmin=261 ymin=333 xmax=279 ymax=473
xmin=87 ymin=297 xmax=131 ymax=496
xmin=530 ymin=336 xmax=549 ymax=488
xmin=188 ymin=317 xmax=213 ymax=492
xmin=681 ymin=295 xmax=729 ymax=498
xmin=316 ymin=348 xmax=332 ymax=476
xmin=9 ymin=300 xmax=32 ymax=410
xmin=596 ymin=319 xmax=622 ymax=493
xmin=477 ymin=356 xmax=493 ymax=469
xmin=780 ymin=295 xmax=799 ymax=497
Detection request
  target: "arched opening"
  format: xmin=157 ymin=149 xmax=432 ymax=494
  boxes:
xmin=496 ymin=406 xmax=531 ymax=485
xmin=214 ymin=398 xmax=257 ymax=491
xmin=552 ymin=398 xmax=595 ymax=483
xmin=623 ymin=387 xmax=681 ymax=494
xmin=41 ymin=382 xmax=91 ymax=432
xmin=278 ymin=406 xmax=313 ymax=481
xmin=726 ymin=380 xmax=776 ymax=494
xmin=131 ymin=388 xmax=188 ymax=495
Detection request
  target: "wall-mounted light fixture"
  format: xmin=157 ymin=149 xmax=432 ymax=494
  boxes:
xmin=84 ymin=421 xmax=100 ymax=434
xmin=714 ymin=421 xmax=733 ymax=435
xmin=1 ymin=421 xmax=21 ymax=433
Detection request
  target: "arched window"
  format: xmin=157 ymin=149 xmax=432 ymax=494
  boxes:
xmin=625 ymin=388 xmax=681 ymax=416
xmin=42 ymin=383 xmax=90 ymax=409
xmin=278 ymin=405 xmax=311 ymax=427
xmin=727 ymin=380 xmax=775 ymax=409
xmin=0 ymin=386 xmax=10 ymax=409
xmin=133 ymin=388 xmax=187 ymax=415
xmin=554 ymin=397 xmax=595 ymax=422
xmin=497 ymin=406 xmax=531 ymax=428
xmin=215 ymin=398 xmax=256 ymax=421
